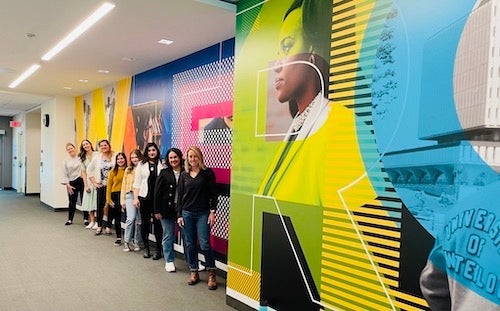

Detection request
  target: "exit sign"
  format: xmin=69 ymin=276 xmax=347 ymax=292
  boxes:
xmin=10 ymin=120 xmax=21 ymax=128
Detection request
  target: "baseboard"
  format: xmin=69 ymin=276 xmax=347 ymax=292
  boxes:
xmin=226 ymin=295 xmax=255 ymax=311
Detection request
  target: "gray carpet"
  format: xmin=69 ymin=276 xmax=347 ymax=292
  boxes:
xmin=0 ymin=190 xmax=233 ymax=311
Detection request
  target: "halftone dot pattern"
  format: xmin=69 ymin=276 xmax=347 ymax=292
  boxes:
xmin=212 ymin=195 xmax=229 ymax=239
xmin=172 ymin=56 xmax=234 ymax=244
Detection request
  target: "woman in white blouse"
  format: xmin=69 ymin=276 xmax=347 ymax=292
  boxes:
xmin=87 ymin=139 xmax=116 ymax=235
xmin=133 ymin=142 xmax=164 ymax=259
xmin=62 ymin=143 xmax=84 ymax=226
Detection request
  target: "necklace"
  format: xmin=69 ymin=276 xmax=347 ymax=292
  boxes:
xmin=291 ymin=92 xmax=322 ymax=132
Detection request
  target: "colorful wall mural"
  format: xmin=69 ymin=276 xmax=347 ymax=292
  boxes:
xmin=227 ymin=0 xmax=500 ymax=310
xmin=74 ymin=39 xmax=235 ymax=263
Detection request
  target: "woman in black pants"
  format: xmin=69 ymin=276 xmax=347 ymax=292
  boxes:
xmin=133 ymin=142 xmax=164 ymax=259
xmin=62 ymin=143 xmax=84 ymax=225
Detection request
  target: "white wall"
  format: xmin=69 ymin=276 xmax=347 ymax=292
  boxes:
xmin=40 ymin=96 xmax=75 ymax=209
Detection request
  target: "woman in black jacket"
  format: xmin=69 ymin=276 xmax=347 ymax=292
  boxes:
xmin=154 ymin=148 xmax=184 ymax=272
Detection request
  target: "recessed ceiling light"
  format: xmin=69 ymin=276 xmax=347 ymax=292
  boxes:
xmin=79 ymin=79 xmax=88 ymax=83
xmin=158 ymin=39 xmax=174 ymax=45
xmin=98 ymin=69 xmax=110 ymax=74
xmin=63 ymin=86 xmax=73 ymax=90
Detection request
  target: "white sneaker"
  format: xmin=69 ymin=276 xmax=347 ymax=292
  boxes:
xmin=133 ymin=243 xmax=141 ymax=252
xmin=85 ymin=222 xmax=95 ymax=229
xmin=198 ymin=261 xmax=205 ymax=271
xmin=91 ymin=223 xmax=98 ymax=230
xmin=165 ymin=261 xmax=176 ymax=272
xmin=123 ymin=243 xmax=130 ymax=252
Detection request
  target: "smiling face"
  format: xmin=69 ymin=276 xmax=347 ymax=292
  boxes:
xmin=66 ymin=144 xmax=77 ymax=157
xmin=147 ymin=145 xmax=158 ymax=161
xmin=99 ymin=140 xmax=110 ymax=153
xmin=168 ymin=151 xmax=181 ymax=170
xmin=116 ymin=154 xmax=126 ymax=167
xmin=82 ymin=140 xmax=92 ymax=152
xmin=274 ymin=7 xmax=313 ymax=105
xmin=187 ymin=149 xmax=200 ymax=170
xmin=130 ymin=152 xmax=140 ymax=166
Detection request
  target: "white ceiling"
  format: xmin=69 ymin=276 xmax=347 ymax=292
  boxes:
xmin=0 ymin=0 xmax=236 ymax=117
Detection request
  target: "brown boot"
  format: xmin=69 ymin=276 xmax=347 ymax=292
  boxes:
xmin=188 ymin=271 xmax=199 ymax=285
xmin=207 ymin=269 xmax=217 ymax=290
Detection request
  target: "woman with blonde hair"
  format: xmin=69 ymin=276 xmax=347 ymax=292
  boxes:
xmin=62 ymin=143 xmax=84 ymax=226
xmin=176 ymin=146 xmax=218 ymax=290
xmin=121 ymin=149 xmax=144 ymax=251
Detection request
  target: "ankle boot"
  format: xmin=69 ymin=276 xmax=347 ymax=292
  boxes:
xmin=152 ymin=250 xmax=162 ymax=260
xmin=143 ymin=244 xmax=151 ymax=258
xmin=152 ymin=243 xmax=162 ymax=260
xmin=207 ymin=269 xmax=217 ymax=290
xmin=188 ymin=271 xmax=199 ymax=285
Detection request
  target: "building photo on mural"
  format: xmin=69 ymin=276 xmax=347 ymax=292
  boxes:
xmin=227 ymin=0 xmax=500 ymax=310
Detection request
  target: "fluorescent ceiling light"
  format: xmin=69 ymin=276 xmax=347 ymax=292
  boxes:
xmin=41 ymin=2 xmax=115 ymax=61
xmin=9 ymin=64 xmax=41 ymax=88
xmin=158 ymin=39 xmax=174 ymax=45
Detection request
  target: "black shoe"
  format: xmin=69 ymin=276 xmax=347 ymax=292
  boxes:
xmin=143 ymin=249 xmax=151 ymax=258
xmin=84 ymin=220 xmax=90 ymax=226
xmin=152 ymin=252 xmax=162 ymax=260
xmin=65 ymin=220 xmax=72 ymax=226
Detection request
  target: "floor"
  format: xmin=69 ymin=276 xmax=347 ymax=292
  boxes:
xmin=0 ymin=190 xmax=234 ymax=311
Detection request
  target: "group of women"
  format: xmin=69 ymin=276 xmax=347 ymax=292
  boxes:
xmin=62 ymin=141 xmax=219 ymax=290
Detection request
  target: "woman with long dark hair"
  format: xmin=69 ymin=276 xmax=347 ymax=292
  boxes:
xmin=105 ymin=152 xmax=127 ymax=245
xmin=133 ymin=142 xmax=163 ymax=259
xmin=79 ymin=139 xmax=96 ymax=228
xmin=154 ymin=147 xmax=185 ymax=272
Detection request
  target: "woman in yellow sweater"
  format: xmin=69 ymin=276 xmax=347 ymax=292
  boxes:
xmin=105 ymin=152 xmax=127 ymax=246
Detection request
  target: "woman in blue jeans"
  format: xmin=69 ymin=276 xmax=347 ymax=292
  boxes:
xmin=154 ymin=148 xmax=184 ymax=272
xmin=120 ymin=149 xmax=143 ymax=251
xmin=176 ymin=146 xmax=218 ymax=290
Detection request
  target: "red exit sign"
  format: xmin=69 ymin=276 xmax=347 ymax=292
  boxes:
xmin=10 ymin=120 xmax=21 ymax=128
